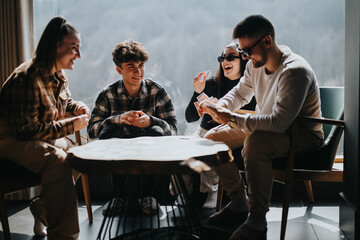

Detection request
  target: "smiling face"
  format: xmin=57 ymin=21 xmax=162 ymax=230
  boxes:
xmin=221 ymin=47 xmax=241 ymax=80
xmin=238 ymin=36 xmax=267 ymax=68
xmin=117 ymin=61 xmax=145 ymax=89
xmin=55 ymin=33 xmax=81 ymax=72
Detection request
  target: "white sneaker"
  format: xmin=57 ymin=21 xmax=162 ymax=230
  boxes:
xmin=202 ymin=191 xmax=217 ymax=209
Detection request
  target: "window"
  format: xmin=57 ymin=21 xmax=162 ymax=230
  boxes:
xmin=34 ymin=0 xmax=345 ymax=134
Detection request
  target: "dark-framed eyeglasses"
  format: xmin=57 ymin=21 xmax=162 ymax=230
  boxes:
xmin=237 ymin=34 xmax=268 ymax=58
xmin=217 ymin=55 xmax=241 ymax=63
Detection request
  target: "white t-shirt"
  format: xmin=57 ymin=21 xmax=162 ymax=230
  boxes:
xmin=218 ymin=45 xmax=323 ymax=137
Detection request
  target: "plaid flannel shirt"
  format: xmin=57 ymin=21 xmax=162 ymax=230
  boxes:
xmin=88 ymin=79 xmax=177 ymax=139
xmin=0 ymin=60 xmax=87 ymax=140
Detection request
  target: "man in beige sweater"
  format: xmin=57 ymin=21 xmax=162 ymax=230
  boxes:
xmin=198 ymin=15 xmax=323 ymax=240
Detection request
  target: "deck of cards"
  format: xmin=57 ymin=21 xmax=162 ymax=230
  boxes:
xmin=194 ymin=92 xmax=218 ymax=112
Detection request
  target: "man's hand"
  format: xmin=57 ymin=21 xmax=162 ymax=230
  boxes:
xmin=73 ymin=114 xmax=89 ymax=131
xmin=118 ymin=110 xmax=151 ymax=128
xmin=130 ymin=111 xmax=151 ymax=128
xmin=198 ymin=100 xmax=232 ymax=124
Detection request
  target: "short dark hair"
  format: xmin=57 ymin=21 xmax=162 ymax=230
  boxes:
xmin=232 ymin=15 xmax=275 ymax=40
xmin=112 ymin=40 xmax=149 ymax=68
xmin=34 ymin=16 xmax=78 ymax=74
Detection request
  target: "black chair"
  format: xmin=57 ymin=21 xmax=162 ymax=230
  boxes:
xmin=273 ymin=86 xmax=344 ymax=240
xmin=216 ymin=87 xmax=344 ymax=240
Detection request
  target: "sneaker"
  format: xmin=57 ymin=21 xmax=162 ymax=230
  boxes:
xmin=138 ymin=197 xmax=160 ymax=215
xmin=202 ymin=191 xmax=217 ymax=209
xmin=29 ymin=197 xmax=48 ymax=236
xmin=102 ymin=197 xmax=125 ymax=216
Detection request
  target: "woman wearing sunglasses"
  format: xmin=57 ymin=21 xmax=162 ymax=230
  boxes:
xmin=180 ymin=42 xmax=248 ymax=209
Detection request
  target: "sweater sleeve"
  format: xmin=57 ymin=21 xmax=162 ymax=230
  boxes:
xmin=185 ymin=91 xmax=201 ymax=122
xmin=218 ymin=68 xmax=254 ymax=111
xmin=87 ymin=90 xmax=116 ymax=139
xmin=232 ymin=68 xmax=314 ymax=133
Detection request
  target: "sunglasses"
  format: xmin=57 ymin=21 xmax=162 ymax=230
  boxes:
xmin=217 ymin=55 xmax=241 ymax=63
xmin=237 ymin=34 xmax=268 ymax=58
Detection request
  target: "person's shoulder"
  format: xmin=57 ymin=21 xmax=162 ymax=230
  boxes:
xmin=280 ymin=46 xmax=316 ymax=81
xmin=144 ymin=78 xmax=166 ymax=90
xmin=6 ymin=60 xmax=41 ymax=88
xmin=102 ymin=80 xmax=121 ymax=92
xmin=12 ymin=60 xmax=37 ymax=79
xmin=281 ymin=45 xmax=312 ymax=70
xmin=95 ymin=80 xmax=122 ymax=99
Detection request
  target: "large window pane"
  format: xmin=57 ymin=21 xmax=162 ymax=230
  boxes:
xmin=34 ymin=0 xmax=345 ymax=134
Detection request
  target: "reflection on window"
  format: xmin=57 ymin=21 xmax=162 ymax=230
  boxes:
xmin=34 ymin=0 xmax=345 ymax=134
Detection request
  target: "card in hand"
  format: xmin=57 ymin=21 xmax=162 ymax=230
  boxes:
xmin=196 ymin=92 xmax=210 ymax=102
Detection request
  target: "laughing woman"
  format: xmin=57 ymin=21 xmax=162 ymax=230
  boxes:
xmin=0 ymin=16 xmax=90 ymax=240
xmin=181 ymin=42 xmax=249 ymax=208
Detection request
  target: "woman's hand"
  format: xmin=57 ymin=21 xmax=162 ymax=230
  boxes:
xmin=73 ymin=114 xmax=89 ymax=131
xmin=193 ymin=72 xmax=206 ymax=94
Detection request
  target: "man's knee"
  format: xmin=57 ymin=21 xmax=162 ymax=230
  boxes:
xmin=41 ymin=148 xmax=72 ymax=184
xmin=242 ymin=131 xmax=274 ymax=163
xmin=242 ymin=131 xmax=289 ymax=165
xmin=203 ymin=128 xmax=217 ymax=141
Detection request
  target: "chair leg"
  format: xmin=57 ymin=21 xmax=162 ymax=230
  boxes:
xmin=280 ymin=121 xmax=296 ymax=240
xmin=281 ymin=178 xmax=293 ymax=240
xmin=81 ymin=174 xmax=93 ymax=223
xmin=304 ymin=180 xmax=314 ymax=203
xmin=216 ymin=180 xmax=223 ymax=212
xmin=0 ymin=190 xmax=11 ymax=240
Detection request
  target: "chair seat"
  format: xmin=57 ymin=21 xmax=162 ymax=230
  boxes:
xmin=233 ymin=145 xmax=335 ymax=173
xmin=272 ymin=143 xmax=335 ymax=171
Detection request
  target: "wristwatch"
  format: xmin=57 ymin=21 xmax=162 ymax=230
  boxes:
xmin=228 ymin=115 xmax=237 ymax=128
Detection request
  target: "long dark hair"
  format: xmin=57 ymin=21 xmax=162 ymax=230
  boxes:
xmin=33 ymin=16 xmax=78 ymax=74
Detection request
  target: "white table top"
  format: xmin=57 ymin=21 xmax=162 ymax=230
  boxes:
xmin=68 ymin=135 xmax=229 ymax=161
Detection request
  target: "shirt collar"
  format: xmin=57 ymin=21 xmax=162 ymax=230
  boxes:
xmin=118 ymin=79 xmax=148 ymax=100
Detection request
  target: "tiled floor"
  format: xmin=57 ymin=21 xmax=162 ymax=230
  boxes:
xmin=0 ymin=194 xmax=347 ymax=240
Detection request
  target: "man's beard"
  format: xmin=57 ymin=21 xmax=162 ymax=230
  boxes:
xmin=252 ymin=47 xmax=267 ymax=68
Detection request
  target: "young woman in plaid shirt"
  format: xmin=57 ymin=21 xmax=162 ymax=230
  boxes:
xmin=0 ymin=17 xmax=90 ymax=239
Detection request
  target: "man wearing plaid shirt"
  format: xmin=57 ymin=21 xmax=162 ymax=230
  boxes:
xmin=88 ymin=40 xmax=177 ymax=215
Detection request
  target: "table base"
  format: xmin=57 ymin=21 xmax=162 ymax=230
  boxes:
xmin=97 ymin=175 xmax=202 ymax=240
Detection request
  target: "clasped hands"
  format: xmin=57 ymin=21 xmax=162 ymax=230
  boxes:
xmin=118 ymin=110 xmax=151 ymax=128
xmin=197 ymin=100 xmax=232 ymax=125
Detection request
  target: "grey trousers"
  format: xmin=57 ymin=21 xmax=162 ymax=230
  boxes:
xmin=0 ymin=136 xmax=79 ymax=240
xmin=204 ymin=125 xmax=322 ymax=214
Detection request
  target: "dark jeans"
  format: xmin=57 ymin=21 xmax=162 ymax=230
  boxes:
xmin=99 ymin=125 xmax=166 ymax=200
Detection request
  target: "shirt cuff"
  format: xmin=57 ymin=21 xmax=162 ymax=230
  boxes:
xmin=149 ymin=116 xmax=160 ymax=126
xmin=103 ymin=115 xmax=120 ymax=126
xmin=232 ymin=112 xmax=252 ymax=132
